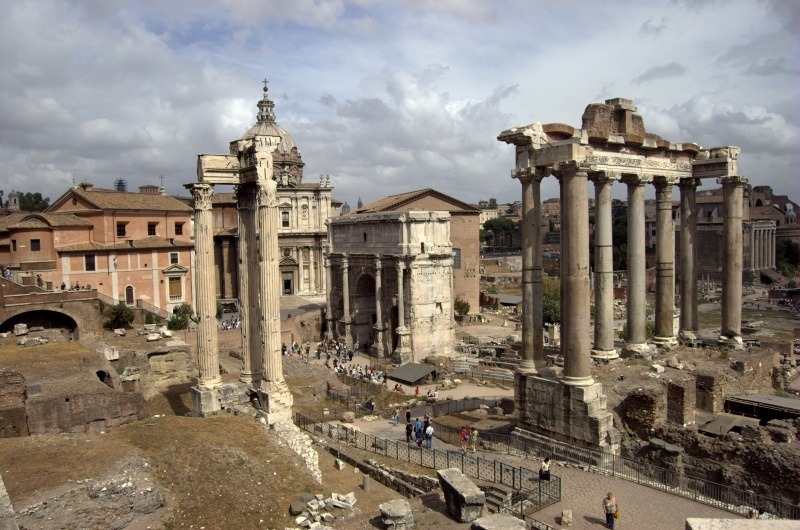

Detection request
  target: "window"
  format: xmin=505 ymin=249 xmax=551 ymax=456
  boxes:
xmin=281 ymin=211 xmax=290 ymax=228
xmin=125 ymin=285 xmax=134 ymax=305
xmin=148 ymin=222 xmax=157 ymax=236
xmin=174 ymin=222 xmax=183 ymax=236
xmin=452 ymin=248 xmax=462 ymax=269
xmin=116 ymin=222 xmax=126 ymax=237
xmin=11 ymin=240 xmax=16 ymax=251
xmin=30 ymin=239 xmax=41 ymax=252
xmin=85 ymin=254 xmax=96 ymax=271
xmin=168 ymin=277 xmax=182 ymax=301
xmin=170 ymin=252 xmax=179 ymax=265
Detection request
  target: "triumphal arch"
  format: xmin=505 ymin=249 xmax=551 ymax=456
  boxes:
xmin=499 ymin=98 xmax=743 ymax=451
xmin=186 ymin=84 xmax=293 ymax=421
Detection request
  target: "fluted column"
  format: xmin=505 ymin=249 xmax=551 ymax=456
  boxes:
xmin=515 ymin=167 xmax=546 ymax=373
xmin=190 ymin=183 xmax=221 ymax=390
xmin=622 ymin=174 xmax=650 ymax=353
xmin=758 ymin=229 xmax=765 ymax=270
xmin=679 ymin=178 xmax=699 ymax=339
xmin=236 ymin=184 xmax=261 ymax=385
xmin=653 ymin=176 xmax=678 ymax=346
xmin=372 ymin=256 xmax=385 ymax=356
xmin=324 ymin=254 xmax=334 ymax=340
xmin=554 ymin=162 xmax=593 ymax=386
xmin=342 ymin=255 xmax=352 ymax=346
xmin=396 ymin=262 xmax=405 ymax=328
xmin=770 ymin=227 xmax=775 ymax=268
xmin=719 ymin=175 xmax=747 ymax=347
xmin=590 ymin=172 xmax=618 ymax=359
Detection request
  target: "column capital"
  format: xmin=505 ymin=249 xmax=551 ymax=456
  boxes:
xmin=653 ymin=175 xmax=680 ymax=188
xmin=256 ymin=179 xmax=277 ymax=208
xmin=678 ymin=177 xmax=701 ymax=189
xmin=552 ymin=160 xmax=591 ymax=180
xmin=717 ymin=175 xmax=748 ymax=187
xmin=620 ymin=173 xmax=653 ymax=186
xmin=188 ymin=183 xmax=214 ymax=211
xmin=513 ymin=166 xmax=550 ymax=182
xmin=235 ymin=183 xmax=257 ymax=210
xmin=375 ymin=255 xmax=383 ymax=269
xmin=588 ymin=170 xmax=621 ymax=185
xmin=341 ymin=254 xmax=349 ymax=268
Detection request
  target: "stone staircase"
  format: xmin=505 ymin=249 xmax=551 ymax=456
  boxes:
xmin=477 ymin=367 xmax=515 ymax=384
xmin=453 ymin=357 xmax=480 ymax=374
xmin=475 ymin=480 xmax=513 ymax=514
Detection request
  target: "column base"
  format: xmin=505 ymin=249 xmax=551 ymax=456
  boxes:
xmin=517 ymin=360 xmax=538 ymax=375
xmin=718 ymin=335 xmax=745 ymax=350
xmin=561 ymin=374 xmax=595 ymax=387
xmin=393 ymin=326 xmax=412 ymax=364
xmin=590 ymin=348 xmax=619 ymax=360
xmin=256 ymin=381 xmax=294 ymax=426
xmin=651 ymin=335 xmax=678 ymax=348
xmin=679 ymin=329 xmax=698 ymax=341
xmin=191 ymin=386 xmax=221 ymax=417
xmin=239 ymin=371 xmax=263 ymax=386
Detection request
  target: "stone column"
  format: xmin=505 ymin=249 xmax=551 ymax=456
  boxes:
xmin=396 ymin=262 xmax=405 ymax=327
xmin=770 ymin=227 xmax=775 ymax=268
xmin=189 ymin=183 xmax=221 ymax=415
xmin=678 ymin=178 xmax=699 ymax=339
xmin=309 ymin=247 xmax=317 ymax=292
xmin=590 ymin=171 xmax=618 ymax=359
xmin=324 ymin=254 xmax=335 ymax=340
xmin=758 ymin=228 xmax=765 ymax=270
xmin=622 ymin=174 xmax=650 ymax=354
xmin=719 ymin=176 xmax=747 ymax=348
xmin=393 ymin=260 xmax=411 ymax=362
xmin=342 ymin=255 xmax=352 ymax=346
xmin=257 ymin=179 xmax=285 ymax=385
xmin=652 ymin=176 xmax=678 ymax=346
xmin=372 ymin=256 xmax=385 ymax=356
xmin=237 ymin=184 xmax=262 ymax=386
xmin=515 ymin=167 xmax=546 ymax=373
xmin=220 ymin=240 xmax=231 ymax=298
xmin=554 ymin=162 xmax=593 ymax=386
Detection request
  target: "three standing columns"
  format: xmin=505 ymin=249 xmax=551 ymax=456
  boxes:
xmin=516 ymin=167 xmax=546 ymax=374
xmin=652 ymin=177 xmax=678 ymax=346
xmin=622 ymin=174 xmax=650 ymax=354
xmin=590 ymin=172 xmax=619 ymax=359
xmin=679 ymin=178 xmax=699 ymax=339
xmin=720 ymin=176 xmax=747 ymax=347
xmin=190 ymin=183 xmax=222 ymax=391
xmin=554 ymin=162 xmax=594 ymax=386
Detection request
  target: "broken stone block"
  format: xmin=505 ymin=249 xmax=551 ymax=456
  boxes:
xmin=341 ymin=411 xmax=355 ymax=423
xmin=437 ymin=468 xmax=485 ymax=523
xmin=380 ymin=498 xmax=414 ymax=530
xmin=651 ymin=364 xmax=665 ymax=373
xmin=13 ymin=323 xmax=28 ymax=336
xmin=470 ymin=513 xmax=525 ymax=530
xmin=290 ymin=501 xmax=306 ymax=515
xmin=328 ymin=492 xmax=356 ymax=510
xmin=113 ymin=328 xmax=126 ymax=336
xmin=334 ymin=459 xmax=345 ymax=471
xmin=146 ymin=333 xmax=161 ymax=342
xmin=561 ymin=509 xmax=573 ymax=527
xmin=96 ymin=342 xmax=119 ymax=361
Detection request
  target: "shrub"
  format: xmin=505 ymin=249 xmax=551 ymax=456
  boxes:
xmin=103 ymin=302 xmax=134 ymax=330
xmin=168 ymin=303 xmax=194 ymax=330
xmin=454 ymin=297 xmax=470 ymax=316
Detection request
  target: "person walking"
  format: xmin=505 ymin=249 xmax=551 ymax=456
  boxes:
xmin=405 ymin=420 xmax=413 ymax=443
xmin=405 ymin=407 xmax=411 ymax=424
xmin=459 ymin=426 xmax=469 ymax=453
xmin=602 ymin=492 xmax=618 ymax=529
xmin=393 ymin=407 xmax=400 ymax=426
xmin=414 ymin=418 xmax=424 ymax=446
xmin=424 ymin=424 xmax=434 ymax=449
xmin=539 ymin=457 xmax=551 ymax=480
xmin=470 ymin=427 xmax=479 ymax=452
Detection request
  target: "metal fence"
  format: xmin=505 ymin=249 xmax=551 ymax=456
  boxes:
xmin=431 ymin=420 xmax=798 ymax=520
xmin=294 ymin=411 xmax=561 ymax=513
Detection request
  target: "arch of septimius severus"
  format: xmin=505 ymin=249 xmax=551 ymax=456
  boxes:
xmin=186 ymin=85 xmax=293 ymax=420
xmin=499 ymin=98 xmax=744 ymax=451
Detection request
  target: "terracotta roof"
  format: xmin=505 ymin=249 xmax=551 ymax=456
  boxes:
xmin=56 ymin=236 xmax=194 ymax=252
xmin=51 ymin=187 xmax=192 ymax=212
xmin=6 ymin=213 xmax=94 ymax=230
xmin=358 ymin=188 xmax=480 ymax=214
xmin=0 ymin=212 xmax=28 ymax=232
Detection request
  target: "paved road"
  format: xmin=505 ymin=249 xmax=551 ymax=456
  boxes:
xmin=341 ymin=415 xmax=743 ymax=529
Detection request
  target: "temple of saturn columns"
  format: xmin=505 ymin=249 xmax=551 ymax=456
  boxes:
xmin=186 ymin=85 xmax=293 ymax=421
xmin=498 ymin=98 xmax=745 ymax=451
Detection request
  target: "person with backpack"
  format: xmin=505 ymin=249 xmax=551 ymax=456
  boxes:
xmin=414 ymin=418 xmax=424 ymax=446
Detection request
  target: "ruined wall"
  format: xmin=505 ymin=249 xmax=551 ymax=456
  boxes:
xmin=666 ymin=381 xmax=696 ymax=427
xmin=26 ymin=392 xmax=146 ymax=435
xmin=622 ymin=387 xmax=665 ymax=438
xmin=280 ymin=307 xmax=324 ymax=348
xmin=731 ymin=351 xmax=779 ymax=391
xmin=0 ymin=369 xmax=29 ymax=437
xmin=695 ymin=372 xmax=724 ymax=414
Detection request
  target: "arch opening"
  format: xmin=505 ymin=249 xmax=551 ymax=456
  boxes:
xmin=0 ymin=309 xmax=78 ymax=339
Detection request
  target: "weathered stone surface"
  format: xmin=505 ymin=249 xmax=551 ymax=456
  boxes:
xmin=470 ymin=513 xmax=525 ymax=530
xmin=341 ymin=411 xmax=355 ymax=423
xmin=437 ymin=468 xmax=485 ymax=523
xmin=561 ymin=509 xmax=573 ymax=527
xmin=13 ymin=323 xmax=28 ymax=336
xmin=379 ymin=499 xmax=414 ymax=530
xmin=334 ymin=459 xmax=345 ymax=470
xmin=290 ymin=500 xmax=306 ymax=515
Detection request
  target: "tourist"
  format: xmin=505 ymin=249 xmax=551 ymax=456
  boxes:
xmin=539 ymin=457 xmax=550 ymax=480
xmin=405 ymin=407 xmax=411 ymax=424
xmin=424 ymin=423 xmax=434 ymax=449
xmin=405 ymin=420 xmax=413 ymax=443
xmin=470 ymin=427 xmax=479 ymax=452
xmin=393 ymin=407 xmax=400 ymax=426
xmin=60 ymin=282 xmax=66 ymax=291
xmin=414 ymin=418 xmax=424 ymax=446
xmin=602 ymin=492 xmax=617 ymax=529
xmin=414 ymin=385 xmax=420 ymax=397
xmin=364 ymin=399 xmax=375 ymax=412
xmin=383 ymin=372 xmax=388 ymax=386
xmin=460 ymin=426 xmax=470 ymax=453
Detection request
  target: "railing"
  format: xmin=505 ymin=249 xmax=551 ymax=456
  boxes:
xmin=294 ymin=410 xmax=561 ymax=512
xmin=136 ymin=298 xmax=169 ymax=319
xmin=431 ymin=421 xmax=798 ymax=520
xmin=97 ymin=292 xmax=122 ymax=308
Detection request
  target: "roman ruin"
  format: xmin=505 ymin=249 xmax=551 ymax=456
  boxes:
xmin=188 ymin=84 xmax=293 ymax=421
xmin=499 ymin=98 xmax=744 ymax=450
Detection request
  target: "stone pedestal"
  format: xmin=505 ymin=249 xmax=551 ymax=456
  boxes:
xmin=379 ymin=499 xmax=414 ymax=530
xmin=437 ymin=468 xmax=485 ymax=523
xmin=393 ymin=326 xmax=412 ymax=364
xmin=191 ymin=386 xmax=221 ymax=417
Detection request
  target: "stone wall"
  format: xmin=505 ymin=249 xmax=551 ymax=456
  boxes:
xmin=0 ymin=369 xmax=28 ymax=438
xmin=622 ymin=387 xmax=664 ymax=438
xmin=695 ymin=372 xmax=724 ymax=414
xmin=731 ymin=351 xmax=779 ymax=391
xmin=666 ymin=381 xmax=696 ymax=427
xmin=26 ymin=391 xmax=146 ymax=435
xmin=280 ymin=307 xmax=324 ymax=348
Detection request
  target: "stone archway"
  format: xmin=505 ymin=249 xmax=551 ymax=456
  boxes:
xmin=352 ymin=274 xmax=376 ymax=347
xmin=0 ymin=309 xmax=79 ymax=340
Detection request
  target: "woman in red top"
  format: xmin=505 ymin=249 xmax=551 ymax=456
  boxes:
xmin=459 ymin=426 xmax=469 ymax=453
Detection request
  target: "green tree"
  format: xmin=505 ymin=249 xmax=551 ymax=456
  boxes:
xmin=454 ymin=297 xmax=470 ymax=316
xmin=18 ymin=192 xmax=50 ymax=212
xmin=776 ymin=239 xmax=800 ymax=278
xmin=103 ymin=302 xmax=135 ymax=330
xmin=483 ymin=217 xmax=516 ymax=246
xmin=542 ymin=276 xmax=560 ymax=323
xmin=168 ymin=303 xmax=195 ymax=330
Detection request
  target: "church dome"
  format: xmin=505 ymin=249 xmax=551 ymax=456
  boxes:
xmin=243 ymin=85 xmax=298 ymax=155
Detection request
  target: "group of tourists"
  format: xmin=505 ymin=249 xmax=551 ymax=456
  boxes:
xmin=219 ymin=316 xmax=241 ymax=330
xmin=404 ymin=412 xmax=435 ymax=449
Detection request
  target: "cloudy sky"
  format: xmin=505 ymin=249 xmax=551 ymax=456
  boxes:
xmin=1 ymin=0 xmax=797 ymax=207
